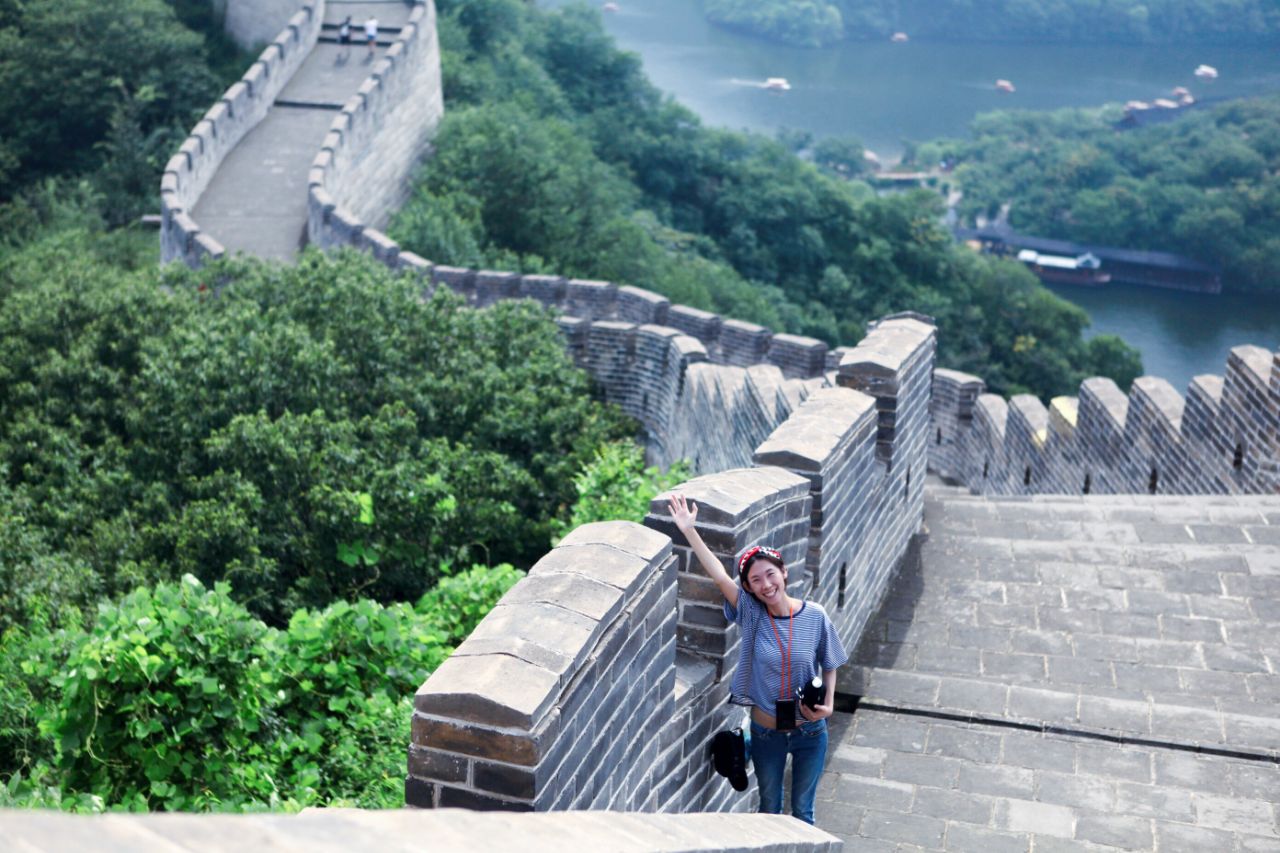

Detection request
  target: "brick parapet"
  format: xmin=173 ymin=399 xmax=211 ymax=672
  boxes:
xmin=161 ymin=0 xmax=323 ymax=267
xmin=409 ymin=315 xmax=939 ymax=815
xmin=0 ymin=809 xmax=843 ymax=852
xmin=1221 ymin=345 xmax=1277 ymax=493
xmin=409 ymin=521 xmax=677 ymax=811
xmin=928 ymin=344 xmax=1280 ymax=498
xmin=1076 ymin=377 xmax=1130 ymax=495
xmin=1040 ymin=396 xmax=1083 ymax=494
xmin=1005 ymin=394 xmax=1049 ymax=495
xmin=966 ymin=394 xmax=1009 ymax=493
xmin=836 ymin=317 xmax=937 ymax=470
xmin=308 ymin=1 xmax=443 ymax=260
xmin=928 ymin=368 xmax=984 ymax=481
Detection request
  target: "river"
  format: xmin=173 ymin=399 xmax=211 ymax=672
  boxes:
xmin=544 ymin=0 xmax=1280 ymax=390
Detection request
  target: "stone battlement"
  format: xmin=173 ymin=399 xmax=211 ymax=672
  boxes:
xmin=307 ymin=1 xmax=443 ymax=257
xmin=161 ymin=1 xmax=323 ymax=265
xmin=930 ymin=345 xmax=1279 ymax=498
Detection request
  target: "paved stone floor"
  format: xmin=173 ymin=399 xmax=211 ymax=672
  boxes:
xmin=815 ymin=485 xmax=1280 ymax=851
xmin=191 ymin=1 xmax=414 ymax=261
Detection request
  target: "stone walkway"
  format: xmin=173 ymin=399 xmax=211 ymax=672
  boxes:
xmin=190 ymin=1 xmax=413 ymax=261
xmin=816 ymin=485 xmax=1280 ymax=851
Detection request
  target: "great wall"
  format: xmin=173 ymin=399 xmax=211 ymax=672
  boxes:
xmin=9 ymin=1 xmax=1276 ymax=850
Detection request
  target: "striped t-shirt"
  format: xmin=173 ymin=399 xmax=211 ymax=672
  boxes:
xmin=724 ymin=591 xmax=849 ymax=713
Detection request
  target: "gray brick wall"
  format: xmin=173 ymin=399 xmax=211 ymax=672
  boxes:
xmin=408 ymin=522 xmax=677 ymax=811
xmin=928 ymin=343 xmax=1280 ymax=499
xmin=929 ymin=368 xmax=984 ymax=481
xmin=408 ymin=315 xmax=939 ymax=815
xmin=308 ymin=1 xmax=443 ymax=255
xmin=162 ymin=1 xmax=322 ymax=266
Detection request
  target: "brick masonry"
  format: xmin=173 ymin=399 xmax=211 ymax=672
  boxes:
xmin=930 ymin=346 xmax=1280 ymax=498
xmin=307 ymin=1 xmax=444 ymax=259
xmin=407 ymin=317 xmax=938 ymax=814
xmin=161 ymin=0 xmax=323 ymax=265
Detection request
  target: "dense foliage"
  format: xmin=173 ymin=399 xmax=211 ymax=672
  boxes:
xmin=0 ymin=208 xmax=670 ymax=810
xmin=0 ymin=567 xmax=522 ymax=811
xmin=0 ymin=238 xmax=629 ymax=625
xmin=702 ymin=0 xmax=1280 ymax=47
xmin=391 ymin=0 xmax=1141 ymax=398
xmin=551 ymin=440 xmax=691 ymax=541
xmin=0 ymin=0 xmax=248 ymax=229
xmin=910 ymin=96 xmax=1280 ymax=294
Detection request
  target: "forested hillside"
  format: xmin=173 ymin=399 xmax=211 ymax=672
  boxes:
xmin=704 ymin=0 xmax=1280 ymax=48
xmin=392 ymin=0 xmax=1141 ymax=399
xmin=910 ymin=96 xmax=1280 ymax=294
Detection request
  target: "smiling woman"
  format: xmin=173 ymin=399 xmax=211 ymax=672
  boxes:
xmin=666 ymin=492 xmax=848 ymax=827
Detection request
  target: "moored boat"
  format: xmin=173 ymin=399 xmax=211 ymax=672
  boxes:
xmin=1017 ymin=249 xmax=1111 ymax=286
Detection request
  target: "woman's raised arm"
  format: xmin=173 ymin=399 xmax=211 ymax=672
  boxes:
xmin=667 ymin=493 xmax=740 ymax=608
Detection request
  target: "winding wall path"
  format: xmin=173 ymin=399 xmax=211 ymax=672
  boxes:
xmin=161 ymin=0 xmax=438 ymax=266
xmin=192 ymin=2 xmax=412 ymax=260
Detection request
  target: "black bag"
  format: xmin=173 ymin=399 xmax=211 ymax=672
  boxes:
xmin=709 ymin=727 xmax=749 ymax=791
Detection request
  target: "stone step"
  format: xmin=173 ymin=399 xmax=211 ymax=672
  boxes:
xmin=0 ymin=808 xmax=843 ymax=852
xmin=844 ymin=665 xmax=1280 ymax=760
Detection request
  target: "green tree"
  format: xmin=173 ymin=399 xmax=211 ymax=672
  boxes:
xmin=0 ymin=0 xmax=220 ymax=201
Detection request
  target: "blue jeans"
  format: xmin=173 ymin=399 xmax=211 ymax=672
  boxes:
xmin=749 ymin=718 xmax=828 ymax=824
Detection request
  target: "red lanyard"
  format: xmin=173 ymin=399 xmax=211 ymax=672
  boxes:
xmin=765 ymin=603 xmax=794 ymax=701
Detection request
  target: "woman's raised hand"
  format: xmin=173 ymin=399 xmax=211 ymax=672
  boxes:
xmin=667 ymin=492 xmax=698 ymax=532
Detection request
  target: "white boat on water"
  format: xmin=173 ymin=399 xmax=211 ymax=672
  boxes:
xmin=891 ymin=32 xmax=909 ymax=42
xmin=995 ymin=79 xmax=1016 ymax=93
xmin=1194 ymin=64 xmax=1218 ymax=79
xmin=763 ymin=77 xmax=791 ymax=91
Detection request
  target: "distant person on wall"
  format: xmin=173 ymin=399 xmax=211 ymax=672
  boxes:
xmin=365 ymin=16 xmax=378 ymax=57
xmin=667 ymin=492 xmax=848 ymax=826
xmin=337 ymin=16 xmax=352 ymax=60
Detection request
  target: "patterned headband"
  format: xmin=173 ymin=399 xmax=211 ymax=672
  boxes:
xmin=737 ymin=545 xmax=783 ymax=575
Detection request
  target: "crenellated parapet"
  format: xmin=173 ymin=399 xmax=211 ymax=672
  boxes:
xmin=406 ymin=316 xmax=937 ymax=812
xmin=161 ymin=1 xmax=324 ymax=266
xmin=307 ymin=1 xmax=444 ymax=260
xmin=391 ymin=263 xmax=838 ymax=474
xmin=929 ymin=344 xmax=1280 ymax=497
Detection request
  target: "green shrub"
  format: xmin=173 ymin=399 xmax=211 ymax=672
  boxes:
xmin=0 ymin=489 xmax=99 ymax=636
xmin=48 ymin=575 xmax=279 ymax=810
xmin=552 ymin=439 xmax=691 ymax=541
xmin=0 ymin=619 xmax=83 ymax=780
xmin=416 ymin=563 xmax=525 ymax=647
xmin=264 ymin=597 xmax=452 ymax=808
